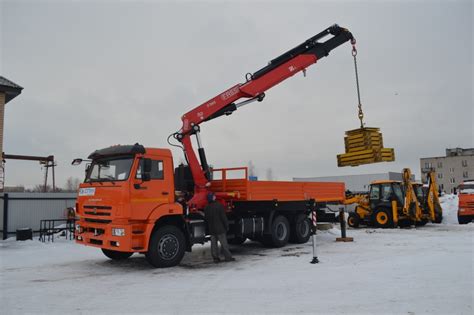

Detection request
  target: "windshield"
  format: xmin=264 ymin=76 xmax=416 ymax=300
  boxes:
xmin=459 ymin=184 xmax=474 ymax=194
xmin=85 ymin=156 xmax=134 ymax=182
xmin=414 ymin=186 xmax=424 ymax=200
xmin=393 ymin=184 xmax=404 ymax=204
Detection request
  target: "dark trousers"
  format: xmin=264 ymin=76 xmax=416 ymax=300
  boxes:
xmin=210 ymin=233 xmax=232 ymax=260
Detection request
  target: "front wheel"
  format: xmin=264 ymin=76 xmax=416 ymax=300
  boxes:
xmin=101 ymin=249 xmax=133 ymax=260
xmin=374 ymin=209 xmax=393 ymax=228
xmin=347 ymin=213 xmax=360 ymax=228
xmin=146 ymin=225 xmax=186 ymax=268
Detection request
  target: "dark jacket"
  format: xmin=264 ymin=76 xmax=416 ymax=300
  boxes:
xmin=204 ymin=201 xmax=229 ymax=235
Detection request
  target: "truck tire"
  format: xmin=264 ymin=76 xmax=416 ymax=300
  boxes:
xmin=267 ymin=215 xmax=290 ymax=247
xmin=101 ymin=249 xmax=133 ymax=260
xmin=347 ymin=213 xmax=360 ymax=228
xmin=374 ymin=209 xmax=393 ymax=228
xmin=146 ymin=225 xmax=186 ymax=268
xmin=290 ymin=214 xmax=311 ymax=244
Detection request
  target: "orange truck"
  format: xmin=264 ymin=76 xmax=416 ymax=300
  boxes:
xmin=458 ymin=180 xmax=474 ymax=224
xmin=73 ymin=25 xmax=355 ymax=267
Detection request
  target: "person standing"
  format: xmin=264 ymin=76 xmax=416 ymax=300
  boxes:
xmin=204 ymin=192 xmax=235 ymax=263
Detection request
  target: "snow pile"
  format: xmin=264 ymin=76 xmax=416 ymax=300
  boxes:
xmin=439 ymin=194 xmax=459 ymax=224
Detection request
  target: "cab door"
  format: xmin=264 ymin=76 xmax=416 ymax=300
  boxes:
xmin=369 ymin=184 xmax=381 ymax=210
xmin=130 ymin=155 xmax=173 ymax=220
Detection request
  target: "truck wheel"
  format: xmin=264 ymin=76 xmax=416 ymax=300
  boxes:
xmin=146 ymin=225 xmax=186 ymax=268
xmin=374 ymin=209 xmax=393 ymax=228
xmin=228 ymin=236 xmax=247 ymax=245
xmin=101 ymin=249 xmax=133 ymax=260
xmin=268 ymin=215 xmax=290 ymax=247
xmin=290 ymin=214 xmax=311 ymax=244
xmin=347 ymin=213 xmax=360 ymax=228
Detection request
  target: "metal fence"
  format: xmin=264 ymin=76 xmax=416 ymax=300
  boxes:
xmin=1 ymin=192 xmax=77 ymax=240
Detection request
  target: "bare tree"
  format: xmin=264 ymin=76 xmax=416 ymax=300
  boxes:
xmin=30 ymin=184 xmax=52 ymax=192
xmin=65 ymin=177 xmax=81 ymax=192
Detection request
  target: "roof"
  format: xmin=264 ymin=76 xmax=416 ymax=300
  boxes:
xmin=0 ymin=76 xmax=23 ymax=104
xmin=88 ymin=143 xmax=146 ymax=159
xmin=370 ymin=180 xmax=400 ymax=185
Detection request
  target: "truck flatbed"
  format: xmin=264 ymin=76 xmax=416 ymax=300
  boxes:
xmin=210 ymin=167 xmax=345 ymax=203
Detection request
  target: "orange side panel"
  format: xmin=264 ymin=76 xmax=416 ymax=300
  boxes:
xmin=211 ymin=179 xmax=345 ymax=202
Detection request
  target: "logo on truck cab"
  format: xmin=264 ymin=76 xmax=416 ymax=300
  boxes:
xmin=79 ymin=187 xmax=96 ymax=196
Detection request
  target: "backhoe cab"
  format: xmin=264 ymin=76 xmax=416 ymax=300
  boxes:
xmin=347 ymin=180 xmax=405 ymax=228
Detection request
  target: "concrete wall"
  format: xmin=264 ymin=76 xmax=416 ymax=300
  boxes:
xmin=0 ymin=192 xmax=77 ymax=239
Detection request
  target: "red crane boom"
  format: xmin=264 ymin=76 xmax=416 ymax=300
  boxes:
xmin=172 ymin=24 xmax=355 ymax=211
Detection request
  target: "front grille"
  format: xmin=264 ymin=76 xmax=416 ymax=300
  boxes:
xmin=85 ymin=211 xmax=111 ymax=216
xmin=83 ymin=205 xmax=112 ymax=216
xmin=84 ymin=205 xmax=112 ymax=216
xmin=85 ymin=218 xmax=112 ymax=224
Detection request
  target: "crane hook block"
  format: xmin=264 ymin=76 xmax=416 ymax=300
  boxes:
xmin=337 ymin=127 xmax=395 ymax=167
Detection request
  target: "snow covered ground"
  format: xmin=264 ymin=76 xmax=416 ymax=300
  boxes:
xmin=1 ymin=195 xmax=472 ymax=315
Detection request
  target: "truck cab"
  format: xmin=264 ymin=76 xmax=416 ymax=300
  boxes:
xmin=75 ymin=144 xmax=191 ymax=266
xmin=458 ymin=181 xmax=474 ymax=224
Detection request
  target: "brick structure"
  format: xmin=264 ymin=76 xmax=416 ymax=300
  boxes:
xmin=0 ymin=76 xmax=23 ymax=191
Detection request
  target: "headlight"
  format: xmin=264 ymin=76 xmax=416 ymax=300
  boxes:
xmin=112 ymin=228 xmax=125 ymax=236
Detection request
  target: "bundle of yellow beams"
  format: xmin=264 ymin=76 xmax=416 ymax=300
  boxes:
xmin=337 ymin=127 xmax=395 ymax=167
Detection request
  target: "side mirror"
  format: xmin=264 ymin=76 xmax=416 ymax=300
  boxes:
xmin=72 ymin=158 xmax=83 ymax=165
xmin=141 ymin=158 xmax=152 ymax=181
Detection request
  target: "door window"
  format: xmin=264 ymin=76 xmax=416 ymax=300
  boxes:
xmin=136 ymin=160 xmax=164 ymax=180
xmin=370 ymin=185 xmax=380 ymax=200
xmin=393 ymin=184 xmax=404 ymax=203
xmin=381 ymin=184 xmax=392 ymax=201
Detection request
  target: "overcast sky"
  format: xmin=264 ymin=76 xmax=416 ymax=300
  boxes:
xmin=1 ymin=0 xmax=473 ymax=188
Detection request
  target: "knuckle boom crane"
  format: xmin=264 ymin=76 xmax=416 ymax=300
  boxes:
xmin=74 ymin=24 xmax=370 ymax=268
xmin=173 ymin=24 xmax=355 ymax=212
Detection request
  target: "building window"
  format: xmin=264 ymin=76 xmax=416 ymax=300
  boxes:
xmin=449 ymin=167 xmax=454 ymax=173
xmin=437 ymin=161 xmax=443 ymax=168
xmin=438 ymin=173 xmax=443 ymax=179
xmin=424 ymin=162 xmax=433 ymax=169
xmin=462 ymin=160 xmax=468 ymax=167
xmin=463 ymin=171 xmax=469 ymax=178
xmin=450 ymin=178 xmax=456 ymax=184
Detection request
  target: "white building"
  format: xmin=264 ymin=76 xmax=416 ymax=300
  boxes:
xmin=294 ymin=172 xmax=412 ymax=193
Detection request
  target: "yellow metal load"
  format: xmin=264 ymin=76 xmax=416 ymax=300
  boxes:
xmin=337 ymin=127 xmax=395 ymax=167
